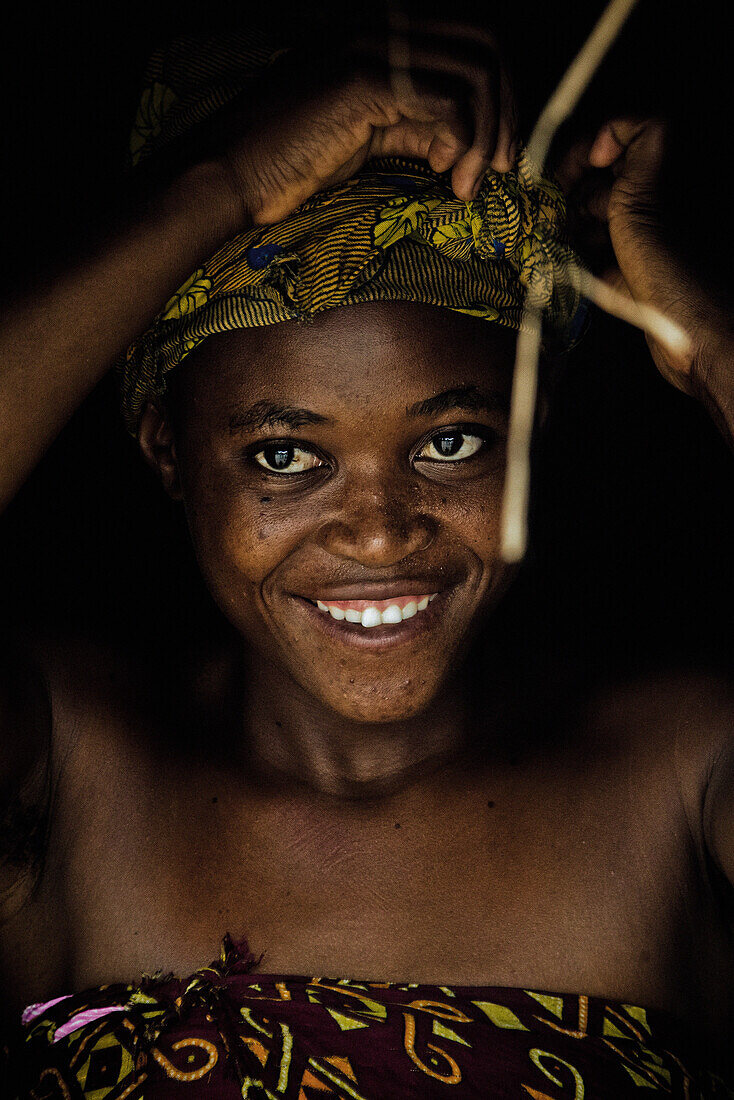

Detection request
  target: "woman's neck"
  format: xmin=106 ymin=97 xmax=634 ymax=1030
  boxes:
xmin=242 ymin=651 xmax=471 ymax=801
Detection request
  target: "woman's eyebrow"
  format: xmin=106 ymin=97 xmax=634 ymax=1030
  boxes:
xmin=406 ymin=385 xmax=509 ymax=419
xmin=228 ymin=400 xmax=331 ymax=433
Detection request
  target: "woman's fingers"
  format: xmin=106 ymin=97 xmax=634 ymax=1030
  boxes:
xmin=556 ymin=135 xmax=612 ymax=226
xmin=211 ymin=18 xmax=518 ymax=225
xmin=425 ymin=128 xmax=470 ymax=174
xmin=589 ymin=118 xmax=653 ymax=168
xmin=589 ymin=118 xmax=667 ymax=187
xmin=559 ymin=117 xmax=697 ymax=387
xmin=492 ymin=60 xmax=519 ymax=171
xmin=449 ymin=61 xmax=501 ymax=199
xmin=355 ymin=21 xmax=517 ymax=200
xmin=368 ymin=81 xmax=472 ymax=166
xmin=370 ymin=114 xmax=466 ymax=167
xmin=554 ymin=131 xmax=618 ymax=273
xmin=408 ymin=19 xmax=518 ymax=173
xmin=554 ymin=135 xmax=595 ymax=192
xmin=588 ymin=122 xmax=627 ymax=168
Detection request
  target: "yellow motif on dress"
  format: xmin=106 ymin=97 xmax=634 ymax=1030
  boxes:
xmin=525 ymin=1048 xmax=585 ymax=1099
xmin=403 ymin=1010 xmax=462 ymax=1084
xmin=150 ymin=1036 xmax=218 ymax=1082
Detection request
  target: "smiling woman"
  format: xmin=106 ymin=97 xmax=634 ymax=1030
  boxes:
xmin=3 ymin=4 xmax=734 ymax=1099
xmin=141 ymin=304 xmax=516 ymax=734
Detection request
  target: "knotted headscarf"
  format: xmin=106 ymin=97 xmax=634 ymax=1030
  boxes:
xmin=121 ymin=28 xmax=582 ymax=434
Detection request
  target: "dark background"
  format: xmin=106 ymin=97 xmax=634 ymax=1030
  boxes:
xmin=0 ymin=0 xmax=732 ymax=701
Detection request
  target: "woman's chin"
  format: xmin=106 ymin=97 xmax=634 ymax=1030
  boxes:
xmin=303 ymin=678 xmax=444 ymax=726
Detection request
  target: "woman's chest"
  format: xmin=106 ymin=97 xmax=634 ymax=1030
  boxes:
xmin=26 ymin=741 xmax=718 ymax=1011
xmin=5 ymin=692 xmax=732 ymax=1049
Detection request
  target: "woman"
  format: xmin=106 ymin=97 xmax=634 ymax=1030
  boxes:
xmin=2 ymin=9 xmax=734 ymax=1098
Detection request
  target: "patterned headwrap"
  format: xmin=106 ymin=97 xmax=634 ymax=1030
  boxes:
xmin=121 ymin=28 xmax=582 ymax=434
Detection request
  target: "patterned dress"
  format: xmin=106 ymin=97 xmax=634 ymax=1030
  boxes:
xmin=4 ymin=935 xmax=732 ymax=1098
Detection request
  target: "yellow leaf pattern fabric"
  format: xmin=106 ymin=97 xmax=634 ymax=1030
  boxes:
xmin=372 ymin=197 xmax=444 ymax=248
xmin=129 ymin=80 xmax=177 ymax=166
xmin=160 ymin=267 xmax=213 ymax=320
xmin=118 ymin=30 xmax=586 ymax=434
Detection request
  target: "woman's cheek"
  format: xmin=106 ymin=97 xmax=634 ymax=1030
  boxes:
xmin=195 ymin=488 xmax=308 ymax=590
xmin=447 ymin=479 xmax=504 ymax=553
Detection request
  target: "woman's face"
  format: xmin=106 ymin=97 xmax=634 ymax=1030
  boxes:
xmin=154 ymin=302 xmax=516 ymax=723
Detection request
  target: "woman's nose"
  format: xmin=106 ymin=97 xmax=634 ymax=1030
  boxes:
xmin=318 ymin=483 xmax=437 ymax=567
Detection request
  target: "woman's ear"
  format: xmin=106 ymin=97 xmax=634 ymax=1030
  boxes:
xmin=137 ymin=401 xmax=183 ymax=499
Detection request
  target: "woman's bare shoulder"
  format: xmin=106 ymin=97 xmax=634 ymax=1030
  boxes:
xmin=24 ymin=626 xmax=234 ymax=750
xmin=0 ymin=626 xmax=201 ymax=821
xmin=585 ymin=669 xmax=734 ymax=753
xmin=15 ymin=630 xmax=153 ymax=750
xmin=0 ymin=625 xmax=236 ymax=901
xmin=581 ymin=669 xmax=734 ymax=828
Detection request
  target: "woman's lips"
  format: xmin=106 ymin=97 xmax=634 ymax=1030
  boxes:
xmin=292 ymin=589 xmax=450 ymax=649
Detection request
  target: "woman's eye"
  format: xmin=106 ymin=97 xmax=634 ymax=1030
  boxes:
xmin=254 ymin=443 xmax=323 ymax=474
xmin=416 ymin=431 xmax=486 ymax=463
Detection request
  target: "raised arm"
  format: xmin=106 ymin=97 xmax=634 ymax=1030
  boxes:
xmin=556 ymin=117 xmax=734 ymax=436
xmin=0 ymin=165 xmax=242 ymax=514
xmin=0 ymin=21 xmax=516 ymax=514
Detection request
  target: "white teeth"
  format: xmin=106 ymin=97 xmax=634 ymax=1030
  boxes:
xmin=361 ymin=607 xmax=382 ymax=629
xmin=314 ymin=594 xmax=439 ymax=628
xmin=380 ymin=604 xmax=403 ymax=625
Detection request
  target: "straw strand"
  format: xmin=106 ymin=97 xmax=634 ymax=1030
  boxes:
xmin=500 ymin=0 xmax=643 ymax=562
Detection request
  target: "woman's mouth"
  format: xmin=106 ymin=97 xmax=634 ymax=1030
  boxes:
xmin=291 ymin=588 xmax=451 ymax=650
xmin=315 ymin=593 xmax=437 ymax=627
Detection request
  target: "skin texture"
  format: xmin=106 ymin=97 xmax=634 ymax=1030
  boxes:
xmin=139 ymin=302 xmax=519 ymax=797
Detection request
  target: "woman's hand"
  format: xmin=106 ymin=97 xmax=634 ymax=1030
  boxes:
xmin=204 ymin=19 xmax=517 ymax=227
xmin=556 ymin=118 xmax=731 ymax=400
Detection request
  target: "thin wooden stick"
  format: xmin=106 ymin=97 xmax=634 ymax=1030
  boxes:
xmin=500 ymin=0 xmax=642 ymax=563
xmin=568 ymin=263 xmax=692 ymax=359
xmin=500 ymin=304 xmax=542 ymax=562
xmin=525 ymin=0 xmax=641 ymax=181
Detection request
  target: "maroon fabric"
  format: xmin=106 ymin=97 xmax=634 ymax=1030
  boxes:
xmin=6 ymin=934 xmax=732 ymax=1097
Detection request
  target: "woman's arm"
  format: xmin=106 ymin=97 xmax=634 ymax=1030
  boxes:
xmin=557 ymin=117 xmax=734 ymax=435
xmin=0 ymin=19 xmax=515 ymax=515
xmin=0 ymin=165 xmax=239 ymax=514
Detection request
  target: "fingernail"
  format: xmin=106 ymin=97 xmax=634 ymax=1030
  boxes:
xmin=471 ymin=177 xmax=482 ymax=199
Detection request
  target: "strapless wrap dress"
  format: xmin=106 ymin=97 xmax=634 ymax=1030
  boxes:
xmin=5 ymin=934 xmax=732 ymax=1098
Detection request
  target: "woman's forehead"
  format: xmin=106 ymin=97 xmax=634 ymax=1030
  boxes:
xmin=180 ymin=302 xmax=517 ymax=413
